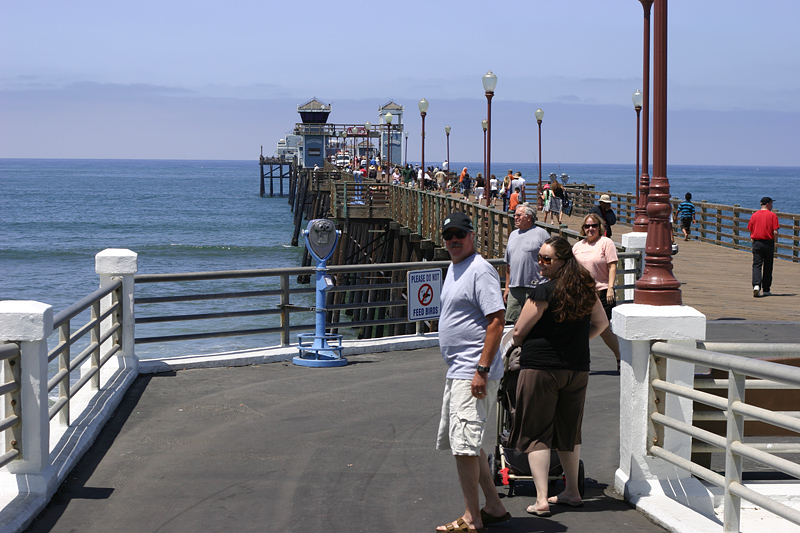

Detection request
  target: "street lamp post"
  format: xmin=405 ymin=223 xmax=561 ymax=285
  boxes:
xmin=364 ymin=122 xmax=371 ymax=163
xmin=404 ymin=131 xmax=409 ymax=166
xmin=535 ymin=108 xmax=544 ymax=210
xmin=634 ymin=0 xmax=681 ymax=306
xmin=481 ymin=119 xmax=488 ymax=192
xmin=633 ymin=0 xmax=654 ymax=232
xmin=482 ymin=71 xmax=497 ymax=207
xmin=418 ymin=98 xmax=428 ymax=180
xmin=385 ymin=112 xmax=393 ymax=173
xmin=445 ymin=125 xmax=451 ymax=181
xmin=632 ymin=90 xmax=643 ymax=200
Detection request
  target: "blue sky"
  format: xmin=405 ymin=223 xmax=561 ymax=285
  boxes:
xmin=1 ymin=1 xmax=799 ymax=165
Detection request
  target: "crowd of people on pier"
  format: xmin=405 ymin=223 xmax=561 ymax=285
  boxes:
xmin=431 ymin=187 xmax=779 ymax=531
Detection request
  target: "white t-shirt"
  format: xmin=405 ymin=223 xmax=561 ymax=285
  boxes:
xmin=439 ymin=253 xmax=505 ymax=380
xmin=511 ymin=177 xmax=526 ymax=199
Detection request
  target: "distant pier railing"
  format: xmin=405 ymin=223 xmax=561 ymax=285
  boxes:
xmin=565 ymin=186 xmax=800 ymax=262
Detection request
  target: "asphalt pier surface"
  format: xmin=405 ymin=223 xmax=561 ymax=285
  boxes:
xmin=26 ymin=339 xmax=664 ymax=533
xmin=23 ymin=322 xmax=799 ymax=532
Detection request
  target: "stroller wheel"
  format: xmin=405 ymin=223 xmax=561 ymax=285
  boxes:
xmin=578 ymin=460 xmax=586 ymax=498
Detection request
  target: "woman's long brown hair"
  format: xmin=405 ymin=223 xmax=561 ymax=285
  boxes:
xmin=545 ymin=236 xmax=597 ymax=322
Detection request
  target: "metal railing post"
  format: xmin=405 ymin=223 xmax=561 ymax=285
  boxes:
xmin=723 ymin=370 xmax=746 ymax=532
xmin=280 ymin=274 xmax=290 ymax=346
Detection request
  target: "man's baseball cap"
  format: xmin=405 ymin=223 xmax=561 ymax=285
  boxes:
xmin=599 ymin=194 xmax=611 ymax=203
xmin=442 ymin=212 xmax=474 ymax=233
xmin=761 ymin=196 xmax=774 ymax=205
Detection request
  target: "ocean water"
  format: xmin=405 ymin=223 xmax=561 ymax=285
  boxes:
xmin=2 ymin=159 xmax=798 ymax=358
xmin=1 ymin=159 xmax=304 ymax=358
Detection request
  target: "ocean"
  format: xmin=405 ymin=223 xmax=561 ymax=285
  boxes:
xmin=2 ymin=159 xmax=797 ymax=358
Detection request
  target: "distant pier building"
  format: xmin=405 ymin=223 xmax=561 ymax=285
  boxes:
xmin=273 ymin=98 xmax=406 ymax=169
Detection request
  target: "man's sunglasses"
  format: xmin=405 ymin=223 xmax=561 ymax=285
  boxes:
xmin=537 ymin=254 xmax=555 ymax=264
xmin=443 ymin=229 xmax=468 ymax=240
xmin=583 ymin=223 xmax=600 ymax=229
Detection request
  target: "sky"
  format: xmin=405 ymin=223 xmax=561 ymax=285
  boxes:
xmin=1 ymin=1 xmax=799 ymax=166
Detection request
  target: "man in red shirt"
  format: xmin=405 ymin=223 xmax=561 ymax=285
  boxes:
xmin=747 ymin=197 xmax=780 ymax=297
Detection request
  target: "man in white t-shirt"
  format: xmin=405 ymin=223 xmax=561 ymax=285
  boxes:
xmin=504 ymin=203 xmax=548 ymax=323
xmin=435 ymin=212 xmax=509 ymax=532
xmin=511 ymin=172 xmax=526 ymax=203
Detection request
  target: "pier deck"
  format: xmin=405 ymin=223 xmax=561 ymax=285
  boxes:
xmin=24 ymin=321 xmax=800 ymax=532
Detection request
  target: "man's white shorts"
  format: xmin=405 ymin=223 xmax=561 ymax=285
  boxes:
xmin=436 ymin=378 xmax=499 ymax=456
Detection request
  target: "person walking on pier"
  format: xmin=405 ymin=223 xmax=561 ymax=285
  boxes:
xmin=589 ymin=195 xmax=617 ymax=238
xmin=504 ymin=204 xmax=548 ymax=324
xmin=435 ymin=212 xmax=510 ymax=533
xmin=511 ymin=172 xmax=526 ymax=204
xmin=677 ymin=192 xmax=696 ymax=241
xmin=748 ymin=196 xmax=779 ymax=297
xmin=509 ymin=236 xmax=608 ymax=517
xmin=573 ymin=213 xmax=621 ymax=370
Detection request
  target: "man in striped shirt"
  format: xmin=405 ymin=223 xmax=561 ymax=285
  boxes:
xmin=677 ymin=193 xmax=696 ymax=241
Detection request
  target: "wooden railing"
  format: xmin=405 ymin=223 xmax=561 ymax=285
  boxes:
xmin=566 ymin=186 xmax=800 ymax=262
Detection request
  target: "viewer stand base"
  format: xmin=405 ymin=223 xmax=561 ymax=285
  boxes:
xmin=294 ymin=333 xmax=347 ymax=367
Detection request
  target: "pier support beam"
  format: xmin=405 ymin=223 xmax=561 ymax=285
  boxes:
xmin=612 ymin=303 xmax=714 ymax=520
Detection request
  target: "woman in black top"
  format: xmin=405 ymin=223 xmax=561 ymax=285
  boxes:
xmin=508 ymin=236 xmax=608 ymax=516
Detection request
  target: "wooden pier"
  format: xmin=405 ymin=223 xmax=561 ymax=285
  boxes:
xmin=259 ymin=155 xmax=295 ymax=197
xmin=275 ymin=165 xmax=800 ymax=336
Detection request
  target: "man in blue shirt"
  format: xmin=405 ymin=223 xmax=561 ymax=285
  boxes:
xmin=677 ymin=192 xmax=696 ymax=241
xmin=435 ymin=212 xmax=510 ymax=532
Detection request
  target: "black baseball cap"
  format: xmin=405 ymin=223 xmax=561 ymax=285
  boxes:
xmin=761 ymin=196 xmax=774 ymax=205
xmin=442 ymin=212 xmax=474 ymax=233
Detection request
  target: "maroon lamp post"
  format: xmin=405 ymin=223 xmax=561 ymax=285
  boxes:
xmin=418 ymin=98 xmax=428 ymax=179
xmin=632 ymin=89 xmax=643 ymax=203
xmin=385 ymin=112 xmax=393 ymax=174
xmin=634 ymin=0 xmax=681 ymax=306
xmin=481 ymin=119 xmax=488 ymax=194
xmin=445 ymin=125 xmax=451 ymax=182
xmin=633 ymin=0 xmax=653 ymax=232
xmin=482 ymin=71 xmax=497 ymax=207
xmin=535 ymin=108 xmax=544 ymax=210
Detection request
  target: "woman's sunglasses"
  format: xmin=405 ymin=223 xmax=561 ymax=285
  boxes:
xmin=537 ymin=254 xmax=555 ymax=264
xmin=443 ymin=229 xmax=468 ymax=241
xmin=583 ymin=223 xmax=600 ymax=229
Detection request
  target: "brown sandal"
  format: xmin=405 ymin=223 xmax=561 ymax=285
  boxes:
xmin=435 ymin=517 xmax=487 ymax=533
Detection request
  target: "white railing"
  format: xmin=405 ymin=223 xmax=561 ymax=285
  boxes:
xmin=648 ymin=342 xmax=800 ymax=531
xmin=0 ymin=343 xmax=22 ymax=469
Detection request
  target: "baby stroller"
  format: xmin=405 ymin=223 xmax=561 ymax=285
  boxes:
xmin=489 ymin=331 xmax=586 ymax=498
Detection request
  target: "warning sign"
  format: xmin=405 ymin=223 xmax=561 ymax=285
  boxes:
xmin=407 ymin=269 xmax=441 ymax=321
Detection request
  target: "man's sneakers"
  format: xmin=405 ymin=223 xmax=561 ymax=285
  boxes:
xmin=763 ymin=291 xmax=772 ymax=296
xmin=754 ymin=285 xmax=760 ymax=298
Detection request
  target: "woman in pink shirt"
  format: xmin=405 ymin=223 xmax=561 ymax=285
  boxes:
xmin=572 ymin=213 xmax=621 ymax=370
